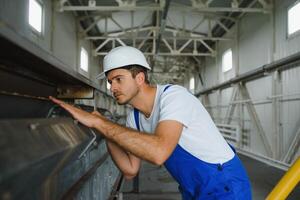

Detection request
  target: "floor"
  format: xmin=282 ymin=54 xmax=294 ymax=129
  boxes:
xmin=119 ymin=154 xmax=300 ymax=200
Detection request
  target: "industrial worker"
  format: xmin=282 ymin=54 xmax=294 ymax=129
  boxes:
xmin=50 ymin=46 xmax=252 ymax=199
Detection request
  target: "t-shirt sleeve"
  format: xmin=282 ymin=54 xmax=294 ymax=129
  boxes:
xmin=159 ymin=86 xmax=194 ymax=127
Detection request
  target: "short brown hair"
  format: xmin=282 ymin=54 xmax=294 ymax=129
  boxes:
xmin=106 ymin=65 xmax=149 ymax=84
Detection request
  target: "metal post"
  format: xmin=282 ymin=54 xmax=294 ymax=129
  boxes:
xmin=239 ymin=83 xmax=273 ymax=157
xmin=283 ymin=126 xmax=300 ymax=164
xmin=272 ymin=70 xmax=283 ymax=159
xmin=223 ymin=86 xmax=238 ymax=124
xmin=217 ymin=89 xmax=222 ymax=123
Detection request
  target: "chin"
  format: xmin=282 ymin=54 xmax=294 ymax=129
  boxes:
xmin=116 ymin=98 xmax=128 ymax=105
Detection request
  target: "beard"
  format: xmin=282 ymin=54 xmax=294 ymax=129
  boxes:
xmin=113 ymin=88 xmax=139 ymax=105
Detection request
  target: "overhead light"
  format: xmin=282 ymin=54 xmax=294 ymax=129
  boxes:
xmin=88 ymin=0 xmax=96 ymax=7
xmin=231 ymin=0 xmax=239 ymax=8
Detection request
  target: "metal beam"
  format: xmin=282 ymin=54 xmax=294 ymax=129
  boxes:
xmin=58 ymin=3 xmax=270 ymax=13
xmin=86 ymin=35 xmax=230 ymax=41
xmin=164 ymin=27 xmax=232 ymax=40
xmin=107 ymin=26 xmax=154 ymax=37
xmin=110 ymin=16 xmax=126 ymax=34
xmin=155 ymin=0 xmax=171 ymax=54
xmin=59 ymin=5 xmax=162 ymax=11
xmin=138 ymin=30 xmax=153 ymax=49
xmin=91 ymin=35 xmax=217 ymax=56
xmin=283 ymin=126 xmax=300 ymax=164
xmin=272 ymin=71 xmax=283 ymax=160
xmin=216 ymin=20 xmax=230 ymax=33
xmin=198 ymin=39 xmax=215 ymax=54
xmin=178 ymin=39 xmax=192 ymax=53
xmin=177 ymin=6 xmax=271 ymax=13
xmin=257 ymin=0 xmax=269 ymax=8
xmin=223 ymin=86 xmax=239 ymax=124
xmin=196 ymin=51 xmax=300 ymax=96
xmin=239 ymin=83 xmax=273 ymax=157
xmin=81 ymin=16 xmax=104 ymax=35
xmin=96 ymin=52 xmax=213 ymax=56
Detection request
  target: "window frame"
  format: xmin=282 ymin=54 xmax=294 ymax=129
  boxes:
xmin=28 ymin=0 xmax=44 ymax=36
xmin=106 ymin=81 xmax=111 ymax=91
xmin=287 ymin=0 xmax=300 ymax=38
xmin=79 ymin=47 xmax=89 ymax=77
xmin=222 ymin=48 xmax=233 ymax=73
xmin=189 ymin=76 xmax=195 ymax=94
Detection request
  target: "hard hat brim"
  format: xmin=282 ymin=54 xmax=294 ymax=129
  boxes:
xmin=96 ymin=72 xmax=106 ymax=80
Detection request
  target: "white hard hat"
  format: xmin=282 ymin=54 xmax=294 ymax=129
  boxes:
xmin=96 ymin=46 xmax=151 ymax=79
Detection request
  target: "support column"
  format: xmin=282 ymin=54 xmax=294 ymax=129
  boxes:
xmin=272 ymin=70 xmax=283 ymax=160
xmin=239 ymin=83 xmax=273 ymax=157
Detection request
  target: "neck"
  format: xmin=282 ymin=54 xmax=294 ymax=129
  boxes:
xmin=130 ymin=84 xmax=157 ymax=118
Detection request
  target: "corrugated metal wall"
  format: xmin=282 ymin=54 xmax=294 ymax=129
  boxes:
xmin=199 ymin=0 xmax=300 ymax=163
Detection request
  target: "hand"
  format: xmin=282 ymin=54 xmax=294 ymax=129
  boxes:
xmin=91 ymin=110 xmax=102 ymax=117
xmin=49 ymin=96 xmax=100 ymax=128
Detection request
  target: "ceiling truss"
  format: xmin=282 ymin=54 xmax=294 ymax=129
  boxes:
xmin=57 ymin=0 xmax=272 ymax=83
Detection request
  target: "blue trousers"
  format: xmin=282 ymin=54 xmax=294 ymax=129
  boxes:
xmin=164 ymin=145 xmax=252 ymax=200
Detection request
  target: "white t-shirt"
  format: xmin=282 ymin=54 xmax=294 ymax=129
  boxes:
xmin=126 ymin=84 xmax=234 ymax=164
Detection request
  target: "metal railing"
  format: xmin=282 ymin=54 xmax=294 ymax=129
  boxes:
xmin=216 ymin=123 xmax=240 ymax=146
xmin=266 ymin=157 xmax=300 ymax=200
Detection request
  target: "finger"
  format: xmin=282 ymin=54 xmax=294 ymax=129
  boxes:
xmin=49 ymin=96 xmax=78 ymax=114
xmin=49 ymin=96 xmax=65 ymax=105
xmin=92 ymin=111 xmax=101 ymax=116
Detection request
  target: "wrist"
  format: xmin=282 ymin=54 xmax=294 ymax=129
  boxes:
xmin=91 ymin=116 xmax=103 ymax=129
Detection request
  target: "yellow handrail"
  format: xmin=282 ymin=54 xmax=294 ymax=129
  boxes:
xmin=266 ymin=157 xmax=300 ymax=200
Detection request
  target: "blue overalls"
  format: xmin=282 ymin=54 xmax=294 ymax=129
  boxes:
xmin=134 ymin=85 xmax=252 ymax=200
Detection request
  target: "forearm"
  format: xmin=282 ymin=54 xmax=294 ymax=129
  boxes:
xmin=106 ymin=140 xmax=140 ymax=177
xmin=93 ymin=117 xmax=165 ymax=165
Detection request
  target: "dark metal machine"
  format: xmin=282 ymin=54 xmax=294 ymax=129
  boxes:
xmin=0 ymin=36 xmax=120 ymax=200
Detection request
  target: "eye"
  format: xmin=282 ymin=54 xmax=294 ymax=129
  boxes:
xmin=116 ymin=77 xmax=122 ymax=83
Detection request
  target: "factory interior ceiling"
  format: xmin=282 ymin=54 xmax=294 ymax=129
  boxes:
xmin=58 ymin=0 xmax=272 ymax=84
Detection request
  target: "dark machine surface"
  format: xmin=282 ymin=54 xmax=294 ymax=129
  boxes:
xmin=0 ymin=34 xmax=120 ymax=200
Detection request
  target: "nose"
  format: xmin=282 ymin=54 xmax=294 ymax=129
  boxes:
xmin=110 ymin=82 xmax=117 ymax=93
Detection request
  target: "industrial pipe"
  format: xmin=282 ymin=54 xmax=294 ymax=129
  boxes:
xmin=196 ymin=51 xmax=300 ymax=96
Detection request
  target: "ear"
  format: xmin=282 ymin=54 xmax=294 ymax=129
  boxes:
xmin=135 ymin=72 xmax=145 ymax=86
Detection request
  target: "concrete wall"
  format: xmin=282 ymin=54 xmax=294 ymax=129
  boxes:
xmin=198 ymin=0 xmax=300 ymax=163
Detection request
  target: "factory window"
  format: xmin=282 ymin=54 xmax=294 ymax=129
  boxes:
xmin=80 ymin=47 xmax=89 ymax=72
xmin=189 ymin=77 xmax=195 ymax=94
xmin=106 ymin=82 xmax=111 ymax=91
xmin=288 ymin=1 xmax=300 ymax=36
xmin=28 ymin=0 xmax=43 ymax=33
xmin=222 ymin=49 xmax=232 ymax=72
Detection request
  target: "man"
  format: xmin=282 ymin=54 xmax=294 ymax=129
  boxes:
xmin=50 ymin=46 xmax=252 ymax=199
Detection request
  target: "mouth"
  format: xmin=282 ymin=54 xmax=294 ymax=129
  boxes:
xmin=113 ymin=93 xmax=122 ymax=98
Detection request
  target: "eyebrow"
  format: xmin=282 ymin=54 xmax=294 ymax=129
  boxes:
xmin=108 ymin=74 xmax=125 ymax=82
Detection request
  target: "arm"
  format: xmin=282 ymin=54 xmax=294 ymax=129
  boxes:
xmin=95 ymin=117 xmax=183 ymax=165
xmin=49 ymin=96 xmax=183 ymax=165
xmin=106 ymin=140 xmax=141 ymax=179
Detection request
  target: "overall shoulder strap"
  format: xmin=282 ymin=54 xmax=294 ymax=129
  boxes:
xmin=163 ymin=84 xmax=172 ymax=92
xmin=133 ymin=108 xmax=140 ymax=131
xmin=133 ymin=85 xmax=173 ymax=131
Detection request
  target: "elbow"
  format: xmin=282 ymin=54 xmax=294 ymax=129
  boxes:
xmin=124 ymin=175 xmax=135 ymax=180
xmin=123 ymin=172 xmax=138 ymax=180
xmin=122 ymin=167 xmax=139 ymax=180
xmin=153 ymin=158 xmax=164 ymax=166
xmin=152 ymin=154 xmax=166 ymax=166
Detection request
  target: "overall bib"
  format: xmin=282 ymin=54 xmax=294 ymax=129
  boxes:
xmin=133 ymin=85 xmax=252 ymax=200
